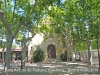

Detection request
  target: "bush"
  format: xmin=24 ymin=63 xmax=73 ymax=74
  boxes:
xmin=33 ymin=47 xmax=45 ymax=63
xmin=60 ymin=50 xmax=67 ymax=61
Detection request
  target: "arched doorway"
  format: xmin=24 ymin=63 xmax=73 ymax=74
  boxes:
xmin=47 ymin=44 xmax=56 ymax=58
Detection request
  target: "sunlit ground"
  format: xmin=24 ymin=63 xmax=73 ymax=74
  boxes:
xmin=0 ymin=59 xmax=100 ymax=75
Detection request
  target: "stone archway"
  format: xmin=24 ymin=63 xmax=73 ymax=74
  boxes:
xmin=47 ymin=44 xmax=56 ymax=58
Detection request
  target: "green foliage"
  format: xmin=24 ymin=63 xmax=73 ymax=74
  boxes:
xmin=75 ymin=42 xmax=87 ymax=51
xmin=12 ymin=44 xmax=17 ymax=48
xmin=33 ymin=47 xmax=45 ymax=63
xmin=16 ymin=32 xmax=23 ymax=41
xmin=12 ymin=53 xmax=16 ymax=59
xmin=60 ymin=50 xmax=67 ymax=61
xmin=61 ymin=0 xmax=100 ymax=51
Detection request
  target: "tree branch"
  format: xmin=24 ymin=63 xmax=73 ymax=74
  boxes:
xmin=61 ymin=31 xmax=67 ymax=37
xmin=21 ymin=33 xmax=36 ymax=46
xmin=21 ymin=22 xmax=32 ymax=33
xmin=0 ymin=9 xmax=12 ymax=35
xmin=78 ymin=37 xmax=87 ymax=42
xmin=29 ymin=0 xmax=38 ymax=18
xmin=12 ymin=0 xmax=16 ymax=27
xmin=12 ymin=21 xmax=22 ymax=38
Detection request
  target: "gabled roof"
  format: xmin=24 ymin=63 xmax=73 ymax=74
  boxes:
xmin=0 ymin=47 xmax=28 ymax=52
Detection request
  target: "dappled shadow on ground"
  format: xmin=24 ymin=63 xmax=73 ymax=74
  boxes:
xmin=1 ymin=61 xmax=100 ymax=75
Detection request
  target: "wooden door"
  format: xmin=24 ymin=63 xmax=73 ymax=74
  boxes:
xmin=47 ymin=44 xmax=56 ymax=58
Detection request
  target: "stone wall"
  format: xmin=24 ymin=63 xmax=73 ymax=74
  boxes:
xmin=28 ymin=33 xmax=73 ymax=61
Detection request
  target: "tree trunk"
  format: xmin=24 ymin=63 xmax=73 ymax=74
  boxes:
xmin=87 ymin=38 xmax=92 ymax=66
xmin=22 ymin=40 xmax=27 ymax=66
xmin=96 ymin=36 xmax=100 ymax=68
xmin=72 ymin=41 xmax=75 ymax=62
xmin=21 ymin=40 xmax=27 ymax=69
xmin=2 ymin=47 xmax=5 ymax=63
xmin=4 ymin=35 xmax=13 ymax=71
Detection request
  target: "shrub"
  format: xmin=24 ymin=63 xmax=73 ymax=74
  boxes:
xmin=60 ymin=50 xmax=67 ymax=61
xmin=33 ymin=47 xmax=45 ymax=63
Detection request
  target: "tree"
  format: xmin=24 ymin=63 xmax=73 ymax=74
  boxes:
xmin=15 ymin=0 xmax=59 ymax=68
xmin=0 ymin=1 xmax=22 ymax=71
xmin=0 ymin=26 xmax=6 ymax=63
xmin=47 ymin=0 xmax=100 ymax=66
